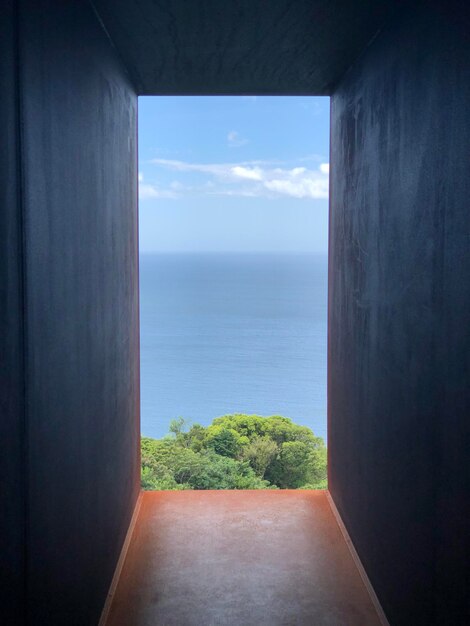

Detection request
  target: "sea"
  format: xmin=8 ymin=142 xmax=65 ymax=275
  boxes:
xmin=140 ymin=253 xmax=328 ymax=442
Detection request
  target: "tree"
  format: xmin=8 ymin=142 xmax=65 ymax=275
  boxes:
xmin=264 ymin=415 xmax=300 ymax=446
xmin=205 ymin=426 xmax=240 ymax=458
xmin=241 ymin=436 xmax=278 ymax=478
xmin=187 ymin=423 xmax=206 ymax=452
xmin=167 ymin=446 xmax=208 ymax=484
xmin=212 ymin=414 xmax=268 ymax=441
xmin=169 ymin=417 xmax=187 ymax=437
xmin=265 ymin=440 xmax=327 ymax=489
xmin=265 ymin=441 xmax=311 ymax=488
xmin=141 ymin=414 xmax=327 ymax=491
xmin=186 ymin=453 xmax=270 ymax=490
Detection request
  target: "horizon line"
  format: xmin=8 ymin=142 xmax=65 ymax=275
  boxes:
xmin=139 ymin=250 xmax=328 ymax=255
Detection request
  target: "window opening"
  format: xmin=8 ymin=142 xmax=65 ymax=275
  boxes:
xmin=138 ymin=96 xmax=329 ymax=491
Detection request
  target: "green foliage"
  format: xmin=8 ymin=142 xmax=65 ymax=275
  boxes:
xmin=266 ymin=441 xmax=314 ymax=488
xmin=169 ymin=417 xmax=186 ymax=437
xmin=240 ymin=436 xmax=278 ymax=478
xmin=204 ymin=426 xmax=241 ymax=457
xmin=141 ymin=414 xmax=327 ymax=491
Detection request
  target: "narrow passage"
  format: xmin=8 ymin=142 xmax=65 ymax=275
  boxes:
xmin=105 ymin=490 xmax=382 ymax=626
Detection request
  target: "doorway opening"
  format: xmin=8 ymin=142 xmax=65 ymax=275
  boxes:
xmin=138 ymin=96 xmax=329 ymax=490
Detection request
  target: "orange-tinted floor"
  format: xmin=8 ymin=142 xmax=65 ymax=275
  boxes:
xmin=105 ymin=490 xmax=383 ymax=626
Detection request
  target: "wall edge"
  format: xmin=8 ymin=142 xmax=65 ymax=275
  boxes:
xmin=326 ymin=491 xmax=390 ymax=626
xmin=98 ymin=491 xmax=143 ymax=626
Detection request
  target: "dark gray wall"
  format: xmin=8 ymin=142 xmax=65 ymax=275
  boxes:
xmin=0 ymin=2 xmax=26 ymax=624
xmin=0 ymin=1 xmax=140 ymax=624
xmin=329 ymin=2 xmax=470 ymax=624
xmin=92 ymin=0 xmax=398 ymax=95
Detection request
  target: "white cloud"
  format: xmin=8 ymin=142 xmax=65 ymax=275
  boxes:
xmin=208 ymin=188 xmax=263 ymax=198
xmin=139 ymin=184 xmax=178 ymax=199
xmin=138 ymin=173 xmax=178 ymax=199
xmin=151 ymin=158 xmax=228 ymax=176
xmin=148 ymin=158 xmax=329 ymax=200
xmin=264 ymin=175 xmax=328 ymax=199
xmin=231 ymin=166 xmax=263 ymax=181
xmin=227 ymin=130 xmax=248 ymax=147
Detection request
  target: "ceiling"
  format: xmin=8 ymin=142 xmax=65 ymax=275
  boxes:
xmin=92 ymin=0 xmax=400 ymax=95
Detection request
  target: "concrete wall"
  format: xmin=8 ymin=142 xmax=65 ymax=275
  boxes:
xmin=329 ymin=2 xmax=470 ymax=624
xmin=92 ymin=0 xmax=397 ymax=95
xmin=0 ymin=2 xmax=26 ymax=623
xmin=0 ymin=1 xmax=140 ymax=623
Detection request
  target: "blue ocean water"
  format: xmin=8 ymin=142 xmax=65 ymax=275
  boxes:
xmin=140 ymin=253 xmax=327 ymax=442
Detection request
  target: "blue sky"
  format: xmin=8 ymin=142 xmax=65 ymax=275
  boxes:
xmin=138 ymin=96 xmax=330 ymax=253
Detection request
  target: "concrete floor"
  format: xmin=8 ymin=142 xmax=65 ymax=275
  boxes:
xmin=105 ymin=490 xmax=383 ymax=626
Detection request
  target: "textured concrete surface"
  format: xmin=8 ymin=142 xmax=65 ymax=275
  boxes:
xmin=329 ymin=2 xmax=470 ymax=624
xmin=106 ymin=491 xmax=382 ymax=626
xmin=92 ymin=0 xmax=399 ymax=95
xmin=13 ymin=1 xmax=140 ymax=624
xmin=0 ymin=2 xmax=25 ymax=623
